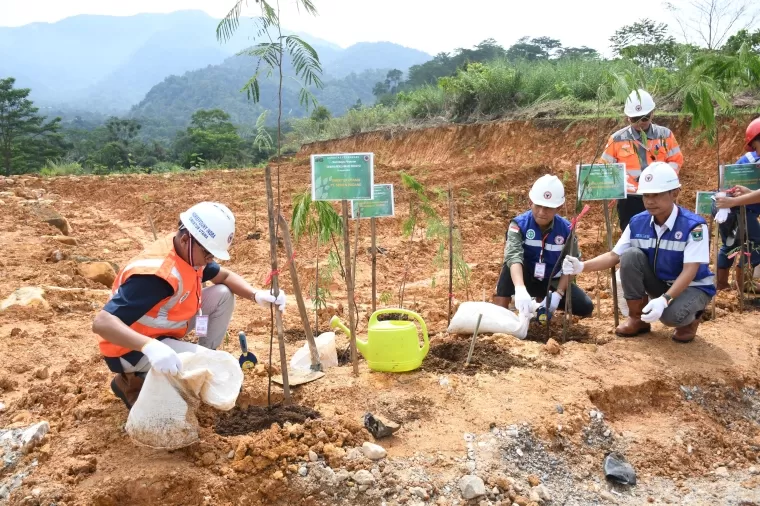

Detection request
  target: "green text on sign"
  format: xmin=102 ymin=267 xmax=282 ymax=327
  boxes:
xmin=311 ymin=153 xmax=374 ymax=201
xmin=695 ymin=191 xmax=716 ymax=215
xmin=576 ymin=163 xmax=627 ymax=201
xmin=720 ymin=163 xmax=760 ymax=191
xmin=351 ymin=184 xmax=395 ymax=219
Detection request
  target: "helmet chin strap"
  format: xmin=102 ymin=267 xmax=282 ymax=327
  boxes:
xmin=187 ymin=234 xmax=195 ymax=268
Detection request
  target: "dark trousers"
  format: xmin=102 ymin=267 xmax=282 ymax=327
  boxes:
xmin=617 ymin=195 xmax=646 ymax=231
xmin=495 ymin=263 xmax=594 ymax=317
xmin=717 ymin=210 xmax=760 ymax=269
xmin=619 ymin=248 xmax=712 ymax=327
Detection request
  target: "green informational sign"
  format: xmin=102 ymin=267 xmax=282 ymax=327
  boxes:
xmin=695 ymin=191 xmax=716 ymax=215
xmin=351 ymin=184 xmax=394 ymax=219
xmin=311 ymin=153 xmax=374 ymax=201
xmin=720 ymin=163 xmax=760 ymax=191
xmin=576 ymin=163 xmax=627 ymax=201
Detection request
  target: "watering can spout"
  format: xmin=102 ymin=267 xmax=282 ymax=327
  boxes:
xmin=329 ymin=316 xmax=369 ymax=354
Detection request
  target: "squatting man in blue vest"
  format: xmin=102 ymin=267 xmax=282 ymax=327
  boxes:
xmin=562 ymin=162 xmax=715 ymax=343
xmin=493 ymin=175 xmax=594 ymax=319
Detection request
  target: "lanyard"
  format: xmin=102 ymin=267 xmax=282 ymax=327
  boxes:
xmin=188 ymin=235 xmax=204 ymax=316
xmin=538 ymin=232 xmax=550 ymax=263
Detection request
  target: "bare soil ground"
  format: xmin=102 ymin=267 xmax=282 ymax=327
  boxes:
xmin=1 ymin=117 xmax=759 ymax=505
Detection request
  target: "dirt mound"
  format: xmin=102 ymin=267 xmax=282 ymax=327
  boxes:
xmin=215 ymin=404 xmax=321 ymax=436
xmin=424 ymin=340 xmax=528 ymax=375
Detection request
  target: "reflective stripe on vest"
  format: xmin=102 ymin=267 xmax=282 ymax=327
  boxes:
xmin=513 ymin=210 xmax=571 ymax=280
xmin=628 ymin=207 xmax=716 ymax=297
xmin=98 ymin=234 xmax=201 ymax=357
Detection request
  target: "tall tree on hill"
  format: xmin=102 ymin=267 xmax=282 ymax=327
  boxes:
xmin=610 ymin=19 xmax=679 ymax=68
xmin=0 ymin=77 xmax=65 ymax=176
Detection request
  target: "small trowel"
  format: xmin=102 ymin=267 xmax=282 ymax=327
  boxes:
xmin=238 ymin=331 xmax=258 ymax=370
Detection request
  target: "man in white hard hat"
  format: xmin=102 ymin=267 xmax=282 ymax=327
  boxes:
xmin=493 ymin=175 xmax=594 ymax=319
xmin=600 ymin=89 xmax=684 ymax=230
xmin=563 ymin=163 xmax=715 ymax=343
xmin=92 ymin=202 xmax=286 ymax=409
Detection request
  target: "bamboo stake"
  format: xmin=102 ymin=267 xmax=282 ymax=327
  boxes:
xmin=264 ymin=166 xmax=290 ymax=402
xmin=603 ymin=201 xmax=620 ymax=327
xmin=371 ymin=217 xmax=377 ymax=312
xmin=739 ymin=205 xmax=748 ymax=313
xmin=710 ymin=215 xmax=717 ymax=319
xmin=341 ymin=199 xmax=358 ymax=375
xmin=448 ymin=184 xmax=454 ymax=327
xmin=465 ymin=314 xmax=483 ymax=367
xmin=148 ymin=215 xmax=157 ymax=240
xmin=278 ymin=214 xmax=321 ymax=371
xmin=352 ymin=207 xmax=361 ymax=331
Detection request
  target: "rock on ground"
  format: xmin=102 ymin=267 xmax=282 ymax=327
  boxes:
xmin=458 ymin=475 xmax=486 ymax=500
xmin=77 ymin=262 xmax=117 ymax=287
xmin=362 ymin=441 xmax=387 ymax=460
xmin=0 ymin=287 xmax=48 ymax=312
xmin=353 ymin=469 xmax=375 ymax=485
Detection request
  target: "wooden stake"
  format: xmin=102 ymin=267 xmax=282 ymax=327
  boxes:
xmin=603 ymin=201 xmax=620 ymax=327
xmin=562 ymin=279 xmax=572 ymax=344
xmin=739 ymin=205 xmax=747 ymax=313
xmin=371 ymin=217 xmax=377 ymax=313
xmin=710 ymin=215 xmax=717 ymax=320
xmin=148 ymin=215 xmax=157 ymax=240
xmin=278 ymin=214 xmax=321 ymax=371
xmin=264 ymin=165 xmax=290 ymax=402
xmin=448 ymin=184 xmax=454 ymax=327
xmin=341 ymin=199 xmax=359 ymax=375
xmin=465 ymin=314 xmax=483 ymax=367
xmin=352 ymin=207 xmax=361 ymax=331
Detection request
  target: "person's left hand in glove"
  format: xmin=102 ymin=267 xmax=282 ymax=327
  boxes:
xmin=641 ymin=296 xmax=668 ymax=323
xmin=254 ymin=289 xmax=287 ymax=312
xmin=538 ymin=291 xmax=562 ymax=316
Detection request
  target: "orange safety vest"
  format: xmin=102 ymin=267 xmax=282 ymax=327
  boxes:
xmin=599 ymin=124 xmax=683 ymax=194
xmin=98 ymin=234 xmax=201 ymax=358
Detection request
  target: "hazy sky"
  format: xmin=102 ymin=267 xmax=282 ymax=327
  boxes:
xmin=0 ymin=0 xmax=744 ymax=55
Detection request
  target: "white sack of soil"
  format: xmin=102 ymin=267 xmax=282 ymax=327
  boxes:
xmin=126 ymin=347 xmax=243 ymax=450
xmin=290 ymin=331 xmax=338 ymax=371
xmin=447 ymin=301 xmax=536 ymax=339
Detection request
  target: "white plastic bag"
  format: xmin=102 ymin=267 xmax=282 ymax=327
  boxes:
xmin=447 ymin=301 xmax=538 ymax=340
xmin=126 ymin=347 xmax=243 ymax=450
xmin=290 ymin=332 xmax=338 ymax=371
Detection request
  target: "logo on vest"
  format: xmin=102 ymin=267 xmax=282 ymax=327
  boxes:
xmin=555 ymin=236 xmax=565 ymax=245
xmin=526 ymin=229 xmax=536 ymax=240
xmin=644 ymin=174 xmax=653 ymax=182
xmin=543 ymin=191 xmax=552 ymax=200
xmin=179 ymin=291 xmax=190 ymax=304
xmin=674 ymin=231 xmax=683 ymax=240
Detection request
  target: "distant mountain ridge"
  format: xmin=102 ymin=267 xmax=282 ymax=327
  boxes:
xmin=0 ymin=10 xmax=431 ymax=113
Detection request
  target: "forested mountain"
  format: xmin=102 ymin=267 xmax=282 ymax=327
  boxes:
xmin=0 ymin=11 xmax=430 ymax=114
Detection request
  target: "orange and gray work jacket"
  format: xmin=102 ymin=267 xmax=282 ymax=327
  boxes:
xmin=98 ymin=234 xmax=201 ymax=358
xmin=599 ymin=124 xmax=683 ymax=195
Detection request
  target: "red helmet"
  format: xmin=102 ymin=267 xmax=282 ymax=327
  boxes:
xmin=746 ymin=117 xmax=760 ymax=151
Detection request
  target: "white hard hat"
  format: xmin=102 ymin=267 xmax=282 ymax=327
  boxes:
xmin=179 ymin=202 xmax=236 ymax=260
xmin=638 ymin=162 xmax=681 ymax=194
xmin=624 ymin=89 xmax=655 ymax=117
xmin=529 ymin=174 xmax=565 ymax=208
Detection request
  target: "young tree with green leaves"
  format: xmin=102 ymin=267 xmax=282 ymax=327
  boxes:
xmin=218 ymin=0 xmax=324 ymax=399
xmin=0 ymin=77 xmax=65 ymax=176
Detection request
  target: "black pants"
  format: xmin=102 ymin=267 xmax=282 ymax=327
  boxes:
xmin=617 ymin=195 xmax=646 ymax=231
xmin=495 ymin=263 xmax=594 ymax=317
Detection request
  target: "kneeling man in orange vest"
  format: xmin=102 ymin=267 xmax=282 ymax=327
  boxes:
xmin=92 ymin=202 xmax=285 ymax=409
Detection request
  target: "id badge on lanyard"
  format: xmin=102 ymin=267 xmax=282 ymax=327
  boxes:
xmin=534 ymin=233 xmax=548 ymax=280
xmin=194 ymin=270 xmax=208 ymax=337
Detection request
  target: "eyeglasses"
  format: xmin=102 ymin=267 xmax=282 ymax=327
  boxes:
xmin=630 ymin=114 xmax=652 ymax=123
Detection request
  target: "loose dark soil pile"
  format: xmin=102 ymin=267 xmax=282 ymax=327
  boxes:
xmin=423 ymin=340 xmax=528 ymax=375
xmin=214 ymin=404 xmax=321 ymax=436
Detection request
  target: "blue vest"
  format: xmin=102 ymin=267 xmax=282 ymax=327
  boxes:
xmin=736 ymin=151 xmax=760 ymax=213
xmin=628 ymin=207 xmax=716 ymax=297
xmin=513 ymin=210 xmax=571 ymax=280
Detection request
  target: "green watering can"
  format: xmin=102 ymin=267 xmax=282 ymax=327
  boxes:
xmin=330 ymin=309 xmax=430 ymax=372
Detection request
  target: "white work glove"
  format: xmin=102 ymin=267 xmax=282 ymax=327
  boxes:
xmin=562 ymin=256 xmax=584 ymax=276
xmin=641 ymin=296 xmax=668 ymax=323
xmin=141 ymin=339 xmax=182 ymax=375
xmin=514 ymin=286 xmax=533 ymax=316
xmin=254 ymin=289 xmax=287 ymax=313
xmin=539 ymin=291 xmax=562 ymax=314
